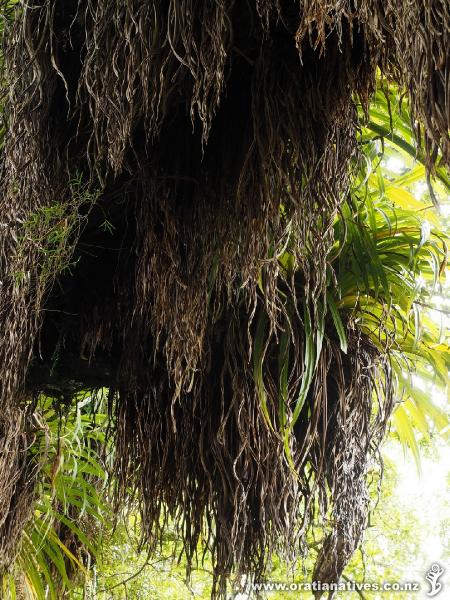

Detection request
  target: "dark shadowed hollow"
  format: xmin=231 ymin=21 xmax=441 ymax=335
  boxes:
xmin=0 ymin=1 xmax=448 ymax=597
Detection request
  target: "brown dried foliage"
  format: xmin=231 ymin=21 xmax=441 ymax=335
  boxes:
xmin=0 ymin=0 xmax=447 ymax=595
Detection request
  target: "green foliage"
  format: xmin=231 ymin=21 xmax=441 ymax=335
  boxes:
xmin=2 ymin=394 xmax=110 ymax=600
xmin=14 ymin=176 xmax=98 ymax=285
xmin=268 ymin=88 xmax=450 ymax=466
xmin=351 ymin=90 xmax=450 ymax=466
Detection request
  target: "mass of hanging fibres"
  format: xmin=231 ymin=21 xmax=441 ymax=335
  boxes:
xmin=0 ymin=1 xmax=448 ymax=597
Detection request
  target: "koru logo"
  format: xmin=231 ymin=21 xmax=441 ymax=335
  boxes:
xmin=425 ymin=563 xmax=445 ymax=597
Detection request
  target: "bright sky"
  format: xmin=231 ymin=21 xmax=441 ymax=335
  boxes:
xmin=383 ymin=440 xmax=450 ymax=598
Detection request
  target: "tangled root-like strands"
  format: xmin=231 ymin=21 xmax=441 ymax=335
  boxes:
xmin=384 ymin=0 xmax=450 ymax=169
xmin=0 ymin=0 xmax=447 ymax=595
xmin=113 ymin=310 xmax=393 ymax=597
xmin=0 ymin=408 xmax=37 ymax=571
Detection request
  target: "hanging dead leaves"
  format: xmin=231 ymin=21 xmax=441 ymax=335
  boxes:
xmin=0 ymin=0 xmax=448 ymax=596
